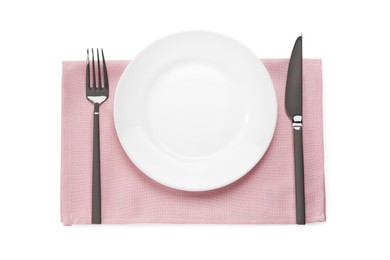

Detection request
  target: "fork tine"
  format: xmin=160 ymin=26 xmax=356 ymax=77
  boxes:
xmin=97 ymin=49 xmax=102 ymax=89
xmin=86 ymin=49 xmax=90 ymax=89
xmin=92 ymin=49 xmax=97 ymax=88
xmin=101 ymin=49 xmax=109 ymax=90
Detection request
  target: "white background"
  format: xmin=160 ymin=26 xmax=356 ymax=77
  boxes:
xmin=0 ymin=0 xmax=389 ymax=259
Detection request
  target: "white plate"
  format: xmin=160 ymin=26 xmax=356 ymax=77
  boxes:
xmin=114 ymin=31 xmax=277 ymax=191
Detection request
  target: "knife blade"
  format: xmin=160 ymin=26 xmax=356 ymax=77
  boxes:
xmin=285 ymin=36 xmax=306 ymax=225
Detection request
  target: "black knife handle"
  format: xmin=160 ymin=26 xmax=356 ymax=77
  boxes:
xmin=293 ymin=127 xmax=306 ymax=225
xmin=92 ymin=103 xmax=102 ymax=224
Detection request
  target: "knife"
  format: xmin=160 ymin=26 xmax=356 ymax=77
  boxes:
xmin=285 ymin=36 xmax=306 ymax=225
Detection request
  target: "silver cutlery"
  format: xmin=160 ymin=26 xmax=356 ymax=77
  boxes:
xmin=86 ymin=49 xmax=109 ymax=224
xmin=285 ymin=36 xmax=305 ymax=225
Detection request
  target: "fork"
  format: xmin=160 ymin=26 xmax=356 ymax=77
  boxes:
xmin=86 ymin=49 xmax=109 ymax=224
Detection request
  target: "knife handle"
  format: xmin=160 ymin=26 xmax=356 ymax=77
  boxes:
xmin=92 ymin=103 xmax=102 ymax=224
xmin=293 ymin=125 xmax=306 ymax=225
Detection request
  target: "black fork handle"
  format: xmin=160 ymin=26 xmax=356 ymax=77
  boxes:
xmin=92 ymin=103 xmax=101 ymax=224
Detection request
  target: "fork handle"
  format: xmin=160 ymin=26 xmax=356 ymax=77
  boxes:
xmin=92 ymin=103 xmax=102 ymax=224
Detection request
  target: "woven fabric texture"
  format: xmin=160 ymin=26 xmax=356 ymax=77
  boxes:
xmin=61 ymin=59 xmax=325 ymax=225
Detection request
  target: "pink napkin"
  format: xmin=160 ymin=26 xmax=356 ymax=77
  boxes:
xmin=61 ymin=59 xmax=325 ymax=225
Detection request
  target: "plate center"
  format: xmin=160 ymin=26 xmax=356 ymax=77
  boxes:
xmin=144 ymin=60 xmax=247 ymax=158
